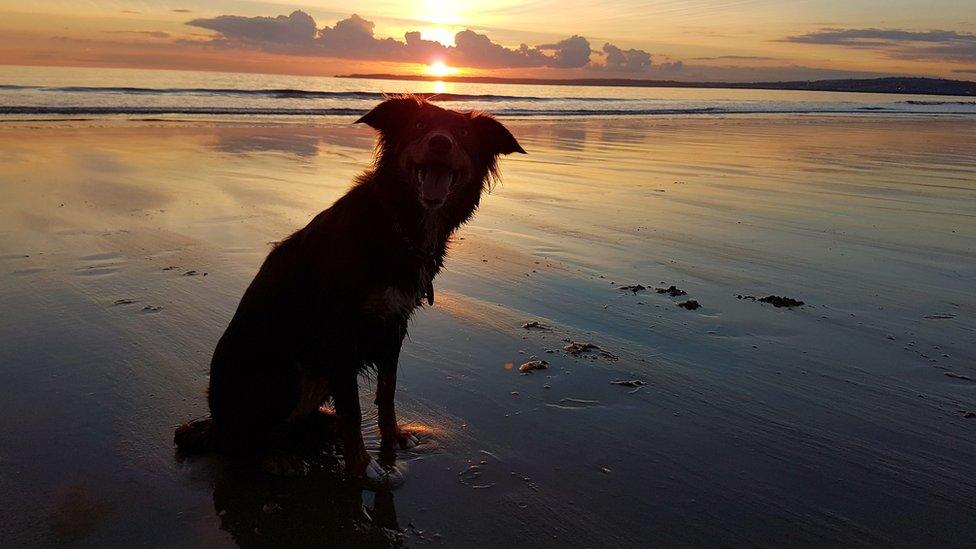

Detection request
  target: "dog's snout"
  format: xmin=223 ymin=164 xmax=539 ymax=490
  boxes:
xmin=428 ymin=133 xmax=453 ymax=153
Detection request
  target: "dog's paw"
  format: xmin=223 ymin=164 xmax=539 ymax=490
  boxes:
xmin=401 ymin=433 xmax=420 ymax=449
xmin=362 ymin=458 xmax=405 ymax=491
xmin=382 ymin=425 xmax=426 ymax=451
xmin=365 ymin=458 xmax=385 ymax=480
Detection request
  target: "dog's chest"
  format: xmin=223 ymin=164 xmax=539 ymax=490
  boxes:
xmin=363 ymin=285 xmax=421 ymax=320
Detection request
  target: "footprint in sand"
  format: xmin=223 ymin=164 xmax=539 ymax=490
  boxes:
xmin=458 ymin=450 xmax=538 ymax=491
xmin=546 ymin=398 xmax=602 ymax=410
xmin=74 ymin=252 xmax=125 ymax=278
xmin=74 ymin=265 xmax=122 ymax=277
xmin=10 ymin=267 xmax=46 ymax=276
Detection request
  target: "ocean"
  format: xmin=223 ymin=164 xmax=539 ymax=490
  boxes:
xmin=2 ymin=65 xmax=975 ymax=118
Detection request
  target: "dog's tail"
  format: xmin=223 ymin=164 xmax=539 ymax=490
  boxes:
xmin=174 ymin=416 xmax=215 ymax=456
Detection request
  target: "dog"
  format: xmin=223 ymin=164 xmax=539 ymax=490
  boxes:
xmin=175 ymin=95 xmax=525 ymax=484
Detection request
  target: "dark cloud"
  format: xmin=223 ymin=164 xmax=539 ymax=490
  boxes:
xmin=172 ymin=9 xmax=192 ymax=13
xmin=451 ymin=30 xmax=549 ymax=67
xmin=316 ymin=13 xmax=412 ymax=59
xmin=890 ymin=43 xmax=976 ymax=63
xmin=187 ymin=11 xmax=654 ymax=71
xmin=656 ymin=60 xmax=684 ymax=74
xmin=783 ymin=28 xmax=976 ymax=63
xmin=188 ymin=10 xmax=318 ymax=45
xmin=784 ymin=28 xmax=976 ymax=46
xmin=537 ymin=36 xmax=592 ymax=68
xmin=600 ymin=43 xmax=652 ymax=71
xmin=104 ymin=30 xmax=171 ymax=39
xmin=952 ymin=68 xmax=976 ymax=74
xmin=692 ymin=55 xmax=777 ymax=61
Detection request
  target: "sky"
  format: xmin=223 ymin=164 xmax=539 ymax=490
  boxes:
xmin=0 ymin=0 xmax=974 ymax=82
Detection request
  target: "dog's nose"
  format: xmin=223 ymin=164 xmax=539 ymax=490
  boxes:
xmin=428 ymin=134 xmax=453 ymax=153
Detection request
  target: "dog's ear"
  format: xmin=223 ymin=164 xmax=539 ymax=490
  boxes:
xmin=356 ymin=97 xmax=422 ymax=133
xmin=471 ymin=113 xmax=526 ymax=155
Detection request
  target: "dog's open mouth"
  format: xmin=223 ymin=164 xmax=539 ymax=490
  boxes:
xmin=412 ymin=162 xmax=460 ymax=208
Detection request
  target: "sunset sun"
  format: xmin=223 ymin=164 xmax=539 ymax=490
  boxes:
xmin=424 ymin=61 xmax=458 ymax=77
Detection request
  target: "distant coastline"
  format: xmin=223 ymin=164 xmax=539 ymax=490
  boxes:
xmin=337 ymin=74 xmax=976 ymax=97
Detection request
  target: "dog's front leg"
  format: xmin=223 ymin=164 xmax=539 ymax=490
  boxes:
xmin=375 ymin=328 xmax=419 ymax=450
xmin=331 ymin=368 xmax=382 ymax=480
xmin=375 ymin=354 xmax=399 ymax=448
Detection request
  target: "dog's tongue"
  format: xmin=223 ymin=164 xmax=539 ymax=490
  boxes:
xmin=421 ymin=166 xmax=452 ymax=201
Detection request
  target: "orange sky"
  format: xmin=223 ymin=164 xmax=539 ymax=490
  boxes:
xmin=0 ymin=1 xmax=973 ymax=82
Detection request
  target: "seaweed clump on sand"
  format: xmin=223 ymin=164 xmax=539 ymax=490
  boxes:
xmin=677 ymin=300 xmax=701 ymax=310
xmin=656 ymin=285 xmax=687 ymax=297
xmin=619 ymin=285 xmax=647 ymax=294
xmin=563 ymin=340 xmax=618 ymax=359
xmin=737 ymin=295 xmax=805 ymax=308
xmin=759 ymin=295 xmax=804 ymax=308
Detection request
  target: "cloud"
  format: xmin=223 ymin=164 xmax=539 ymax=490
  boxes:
xmin=104 ymin=30 xmax=171 ymax=39
xmin=656 ymin=60 xmax=684 ymax=74
xmin=784 ymin=28 xmax=976 ymax=46
xmin=187 ymin=11 xmax=654 ymax=71
xmin=691 ymin=55 xmax=777 ymax=61
xmin=890 ymin=43 xmax=976 ymax=63
xmin=537 ymin=36 xmax=592 ymax=68
xmin=600 ymin=42 xmax=652 ymax=71
xmin=188 ymin=10 xmax=318 ymax=46
xmin=783 ymin=27 xmax=976 ymax=63
xmin=449 ymin=29 xmax=547 ymax=68
xmin=316 ymin=13 xmax=412 ymax=59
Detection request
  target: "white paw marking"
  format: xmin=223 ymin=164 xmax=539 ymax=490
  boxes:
xmin=402 ymin=433 xmax=420 ymax=449
xmin=365 ymin=458 xmax=386 ymax=481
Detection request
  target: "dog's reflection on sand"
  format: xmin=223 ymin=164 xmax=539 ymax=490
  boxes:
xmin=211 ymin=460 xmax=402 ymax=547
xmin=180 ymin=411 xmax=405 ymax=548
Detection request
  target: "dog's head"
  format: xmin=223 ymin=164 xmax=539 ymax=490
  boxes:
xmin=357 ymin=95 xmax=525 ymax=210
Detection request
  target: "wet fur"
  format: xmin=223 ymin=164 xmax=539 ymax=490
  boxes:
xmin=175 ymin=96 xmax=524 ymax=474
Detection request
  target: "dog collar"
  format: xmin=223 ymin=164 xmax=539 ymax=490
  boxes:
xmin=390 ymin=219 xmax=437 ymax=305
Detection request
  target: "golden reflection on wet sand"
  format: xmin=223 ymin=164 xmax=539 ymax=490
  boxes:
xmin=1 ymin=116 xmax=975 ymax=546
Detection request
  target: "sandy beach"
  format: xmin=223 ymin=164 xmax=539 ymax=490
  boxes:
xmin=1 ymin=115 xmax=974 ymax=546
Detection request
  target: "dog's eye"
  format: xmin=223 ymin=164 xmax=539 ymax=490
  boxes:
xmin=459 ymin=128 xmax=469 ymax=137
xmin=415 ymin=121 xmax=425 ymax=130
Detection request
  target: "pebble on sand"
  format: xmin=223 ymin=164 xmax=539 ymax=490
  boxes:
xmin=519 ymin=360 xmax=550 ymax=373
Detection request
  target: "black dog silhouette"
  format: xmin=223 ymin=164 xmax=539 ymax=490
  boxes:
xmin=176 ymin=95 xmax=524 ymax=485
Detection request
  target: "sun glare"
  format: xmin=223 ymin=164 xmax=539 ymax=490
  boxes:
xmin=425 ymin=61 xmax=458 ymax=78
xmin=421 ymin=0 xmax=463 ymax=25
xmin=420 ymin=26 xmax=457 ymax=47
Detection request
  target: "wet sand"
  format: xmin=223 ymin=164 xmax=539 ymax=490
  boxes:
xmin=1 ymin=116 xmax=974 ymax=546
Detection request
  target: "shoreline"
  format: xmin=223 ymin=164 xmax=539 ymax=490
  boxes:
xmin=336 ymin=73 xmax=976 ymax=97
xmin=1 ymin=111 xmax=976 ymax=128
